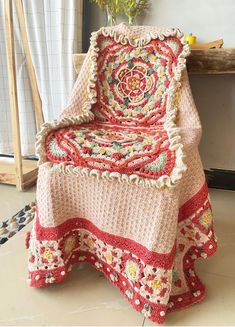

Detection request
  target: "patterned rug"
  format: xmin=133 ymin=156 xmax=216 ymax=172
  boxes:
xmin=0 ymin=202 xmax=35 ymax=246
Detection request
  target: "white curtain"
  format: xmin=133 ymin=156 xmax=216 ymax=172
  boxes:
xmin=0 ymin=0 xmax=83 ymax=156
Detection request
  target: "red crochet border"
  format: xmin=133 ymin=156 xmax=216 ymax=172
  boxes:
xmin=178 ymin=182 xmax=209 ymax=222
xmin=35 ymin=212 xmax=176 ymax=269
xmin=28 ymin=182 xmax=217 ymax=324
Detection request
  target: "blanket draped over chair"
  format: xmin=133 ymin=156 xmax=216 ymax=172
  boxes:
xmin=26 ymin=24 xmax=217 ymax=324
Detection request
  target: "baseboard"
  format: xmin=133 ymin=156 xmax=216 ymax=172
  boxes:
xmin=205 ymin=169 xmax=235 ymax=191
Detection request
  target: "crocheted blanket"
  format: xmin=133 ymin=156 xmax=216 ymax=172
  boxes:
xmin=27 ymin=24 xmax=217 ymax=324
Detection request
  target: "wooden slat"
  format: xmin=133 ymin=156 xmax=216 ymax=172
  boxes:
xmin=188 ymin=48 xmax=235 ymax=74
xmin=22 ymin=168 xmax=38 ymax=190
xmin=73 ymin=49 xmax=235 ymax=75
xmin=15 ymin=0 xmax=44 ymax=128
xmin=0 ymin=157 xmax=38 ymax=189
xmin=4 ymin=0 xmax=23 ymax=190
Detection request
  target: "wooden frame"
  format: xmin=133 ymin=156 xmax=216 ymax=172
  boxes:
xmin=0 ymin=0 xmax=43 ymax=191
xmin=15 ymin=0 xmax=44 ymax=128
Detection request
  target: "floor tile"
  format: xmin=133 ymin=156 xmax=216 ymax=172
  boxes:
xmin=144 ymin=271 xmax=235 ymax=326
xmin=196 ymin=189 xmax=235 ymax=278
xmin=0 ymin=184 xmax=35 ymax=222
xmin=0 ymin=224 xmax=144 ymax=326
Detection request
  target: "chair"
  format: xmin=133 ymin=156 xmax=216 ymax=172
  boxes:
xmin=27 ymin=24 xmax=217 ymax=324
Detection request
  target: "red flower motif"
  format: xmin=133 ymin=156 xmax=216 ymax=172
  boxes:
xmin=82 ymin=147 xmax=92 ymax=154
xmin=156 ymin=100 xmax=161 ymax=108
xmin=40 ymin=246 xmax=58 ymax=265
xmin=103 ymin=95 xmax=108 ymax=104
xmin=164 ymin=79 xmax=170 ymax=87
xmin=143 ymin=144 xmax=152 ymax=151
xmin=108 ymin=55 xmax=115 ymax=62
xmin=146 ymin=47 xmax=154 ymax=54
xmin=160 ymin=59 xmax=167 ymax=66
xmin=161 ymin=276 xmax=168 ymax=284
xmin=112 ymin=153 xmax=123 ymax=161
xmin=59 ymin=231 xmax=80 ymax=259
xmin=116 ymin=110 xmax=124 ymax=116
xmin=117 ymin=65 xmax=153 ymax=103
xmin=137 ymin=113 xmax=144 ymax=119
xmin=67 ymin=131 xmax=76 ymax=139
xmin=178 ymin=243 xmax=185 ymax=252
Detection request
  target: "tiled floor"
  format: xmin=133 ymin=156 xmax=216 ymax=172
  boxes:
xmin=0 ymin=184 xmax=235 ymax=326
xmin=0 ymin=184 xmax=35 ymax=223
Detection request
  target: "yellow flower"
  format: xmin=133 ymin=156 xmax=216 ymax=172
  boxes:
xmin=126 ymin=146 xmax=136 ymax=152
xmin=76 ymin=137 xmax=84 ymax=144
xmin=43 ymin=248 xmax=54 ymax=260
xmin=151 ymin=279 xmax=162 ymax=291
xmin=127 ymin=265 xmax=138 ymax=279
xmin=86 ymin=239 xmax=94 ymax=248
xmin=104 ymin=251 xmax=113 ymax=264
xmin=158 ymin=67 xmax=165 ymax=78
xmin=149 ymin=54 xmax=156 ymax=62
xmin=202 ymin=211 xmax=212 ymax=225
xmin=125 ymin=260 xmax=140 ymax=282
xmin=186 ymin=229 xmax=195 ymax=238
xmin=127 ymin=109 xmax=134 ymax=116
xmin=64 ymin=236 xmax=76 ymax=254
xmin=143 ymin=139 xmax=152 ymax=145
xmin=134 ymin=48 xmax=141 ymax=56
xmin=141 ymin=106 xmax=149 ymax=114
xmin=98 ymin=147 xmax=106 ymax=155
xmin=156 ymin=88 xmax=164 ymax=97
xmin=118 ymin=54 xmax=125 ymax=61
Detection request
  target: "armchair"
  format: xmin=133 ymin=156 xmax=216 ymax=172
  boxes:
xmin=26 ymin=24 xmax=217 ymax=324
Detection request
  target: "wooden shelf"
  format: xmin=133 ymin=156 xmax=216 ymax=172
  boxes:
xmin=187 ymin=48 xmax=235 ymax=74
xmin=73 ymin=48 xmax=235 ymax=75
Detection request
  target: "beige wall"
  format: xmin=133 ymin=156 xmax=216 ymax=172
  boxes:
xmin=87 ymin=0 xmax=235 ymax=170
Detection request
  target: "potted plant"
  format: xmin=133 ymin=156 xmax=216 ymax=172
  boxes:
xmin=90 ymin=0 xmax=150 ymax=26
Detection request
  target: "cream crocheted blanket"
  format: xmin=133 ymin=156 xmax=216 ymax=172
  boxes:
xmin=27 ymin=24 xmax=217 ymax=324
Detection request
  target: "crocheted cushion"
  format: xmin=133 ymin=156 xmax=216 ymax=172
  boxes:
xmin=45 ymin=123 xmax=176 ymax=180
xmin=40 ymin=27 xmax=189 ymax=187
xmin=94 ymin=34 xmax=183 ymax=126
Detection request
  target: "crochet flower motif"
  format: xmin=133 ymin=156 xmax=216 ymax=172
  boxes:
xmin=124 ymin=259 xmax=140 ymax=282
xmin=64 ymin=235 xmax=77 ymax=255
xmin=59 ymin=232 xmax=80 ymax=259
xmin=117 ymin=65 xmax=153 ymax=103
xmin=199 ymin=209 xmax=213 ymax=229
xmin=40 ymin=246 xmax=58 ymax=265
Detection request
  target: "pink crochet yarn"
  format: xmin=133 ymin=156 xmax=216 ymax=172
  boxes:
xmin=26 ymin=24 xmax=217 ymax=324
